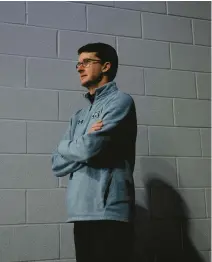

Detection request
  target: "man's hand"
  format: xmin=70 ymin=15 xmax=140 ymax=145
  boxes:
xmin=88 ymin=120 xmax=103 ymax=134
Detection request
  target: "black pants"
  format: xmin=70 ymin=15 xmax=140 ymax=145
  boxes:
xmin=74 ymin=220 xmax=135 ymax=262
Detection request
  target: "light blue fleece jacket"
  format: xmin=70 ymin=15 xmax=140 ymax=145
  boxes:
xmin=51 ymin=81 xmax=137 ymax=222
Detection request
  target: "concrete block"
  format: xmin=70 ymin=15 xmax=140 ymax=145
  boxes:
xmin=178 ymin=189 xmax=206 ymax=218
xmin=0 ymin=2 xmax=25 ymax=23
xmin=136 ymin=126 xmax=148 ymax=156
xmin=200 ymin=128 xmax=211 ymax=157
xmin=27 ymin=2 xmax=86 ymax=30
xmin=0 ymin=23 xmax=57 ymax=57
xmin=0 ymin=154 xmax=58 ymax=189
xmin=116 ymin=65 xmax=144 ymax=95
xmin=0 ymin=87 xmax=58 ymax=120
xmin=142 ymin=13 xmax=192 ymax=43
xmin=177 ymin=157 xmax=210 ymax=188
xmin=149 ymin=127 xmax=201 ymax=156
xmin=133 ymin=95 xmax=174 ymax=125
xmin=27 ymin=58 xmax=83 ymax=91
xmin=135 ymin=157 xmax=178 ymax=188
xmin=59 ymin=91 xmax=88 ymax=121
xmin=115 ymin=1 xmax=166 ymax=13
xmin=60 ymin=223 xmax=76 ymax=259
xmin=59 ymin=30 xmax=115 ymax=60
xmin=118 ymin=37 xmax=170 ymax=68
xmin=135 ymin=188 xmax=146 ymax=207
xmin=27 ymin=121 xmax=68 ymax=154
xmin=205 ymin=189 xmax=211 ymax=218
xmin=200 ymin=251 xmax=210 ymax=262
xmin=185 ymin=219 xmax=210 ymax=250
xmin=193 ymin=19 xmax=211 ymax=46
xmin=145 ymin=68 xmax=196 ymax=98
xmin=87 ymin=5 xmax=141 ymax=37
xmin=0 ymin=190 xmax=25 ymax=224
xmin=196 ymin=73 xmax=211 ymax=100
xmin=0 ymin=225 xmax=59 ymax=261
xmin=0 ymin=120 xmax=26 ymax=153
xmin=27 ymin=189 xmax=67 ymax=223
xmin=0 ymin=54 xmax=25 ymax=88
xmin=150 ymin=219 xmax=182 ymax=250
xmin=133 ymin=170 xmax=144 ymax=188
xmin=167 ymin=2 xmax=211 ymax=19
xmin=171 ymin=43 xmax=210 ymax=72
xmin=174 ymin=99 xmax=210 ymax=127
xmin=150 ymin=186 xmax=184 ymax=219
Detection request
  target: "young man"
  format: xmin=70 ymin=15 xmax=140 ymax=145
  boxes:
xmin=52 ymin=43 xmax=137 ymax=262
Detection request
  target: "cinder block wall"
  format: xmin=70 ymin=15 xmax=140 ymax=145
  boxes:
xmin=0 ymin=1 xmax=210 ymax=262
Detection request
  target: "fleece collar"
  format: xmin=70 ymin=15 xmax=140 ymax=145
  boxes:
xmin=83 ymin=81 xmax=118 ymax=104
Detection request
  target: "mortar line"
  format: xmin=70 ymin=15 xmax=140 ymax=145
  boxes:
xmin=147 ymin=126 xmax=150 ymax=156
xmin=165 ymin=1 xmax=168 ymax=15
xmin=25 ymin=1 xmax=28 ymax=24
xmin=26 ymin=121 xmax=27 ymax=154
xmin=56 ymin=30 xmax=59 ymax=58
xmin=175 ymin=157 xmax=180 ymax=187
xmin=85 ymin=4 xmax=88 ymax=31
xmin=204 ymin=188 xmax=208 ymax=218
xmin=143 ymin=68 xmax=146 ymax=95
xmin=191 ymin=19 xmax=195 ymax=45
xmin=199 ymin=128 xmax=203 ymax=157
xmin=25 ymin=189 xmax=27 ymax=224
xmin=194 ymin=72 xmax=199 ymax=99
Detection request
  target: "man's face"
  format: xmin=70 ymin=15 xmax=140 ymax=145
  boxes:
xmin=77 ymin=52 xmax=103 ymax=88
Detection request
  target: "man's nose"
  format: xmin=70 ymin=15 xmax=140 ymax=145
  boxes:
xmin=77 ymin=66 xmax=84 ymax=73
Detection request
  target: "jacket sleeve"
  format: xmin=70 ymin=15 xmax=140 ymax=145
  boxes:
xmin=51 ymin=117 xmax=85 ymax=177
xmin=57 ymin=95 xmax=135 ymax=163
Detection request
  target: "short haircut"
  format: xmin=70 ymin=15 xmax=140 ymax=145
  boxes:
xmin=78 ymin=43 xmax=118 ymax=81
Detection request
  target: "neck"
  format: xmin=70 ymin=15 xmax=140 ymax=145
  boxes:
xmin=88 ymin=78 xmax=109 ymax=95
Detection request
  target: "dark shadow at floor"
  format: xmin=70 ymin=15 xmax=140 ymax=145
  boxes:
xmin=133 ymin=175 xmax=205 ymax=262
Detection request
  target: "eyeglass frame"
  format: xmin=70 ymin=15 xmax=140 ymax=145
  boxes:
xmin=76 ymin=58 xmax=102 ymax=70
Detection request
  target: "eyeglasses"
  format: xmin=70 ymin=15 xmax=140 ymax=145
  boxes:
xmin=76 ymin=59 xmax=102 ymax=70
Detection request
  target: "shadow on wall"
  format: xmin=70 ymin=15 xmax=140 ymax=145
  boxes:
xmin=133 ymin=173 xmax=205 ymax=262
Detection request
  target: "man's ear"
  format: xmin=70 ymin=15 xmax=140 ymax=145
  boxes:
xmin=102 ymin=62 xmax=111 ymax=73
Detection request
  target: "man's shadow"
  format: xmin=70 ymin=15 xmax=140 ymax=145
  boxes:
xmin=133 ymin=174 xmax=205 ymax=262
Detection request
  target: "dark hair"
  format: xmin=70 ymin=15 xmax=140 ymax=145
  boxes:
xmin=78 ymin=43 xmax=118 ymax=81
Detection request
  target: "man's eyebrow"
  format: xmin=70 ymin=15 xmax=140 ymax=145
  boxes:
xmin=78 ymin=58 xmax=90 ymax=62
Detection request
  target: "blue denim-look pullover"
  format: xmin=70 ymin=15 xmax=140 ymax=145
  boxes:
xmin=51 ymin=81 xmax=137 ymax=223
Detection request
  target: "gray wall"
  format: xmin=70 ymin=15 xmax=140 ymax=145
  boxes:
xmin=0 ymin=1 xmax=211 ymax=262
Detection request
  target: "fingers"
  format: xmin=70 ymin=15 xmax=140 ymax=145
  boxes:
xmin=89 ymin=120 xmax=103 ymax=133
xmin=92 ymin=121 xmax=103 ymax=129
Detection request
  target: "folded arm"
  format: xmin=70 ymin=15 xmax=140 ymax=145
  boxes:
xmin=51 ymin=118 xmax=85 ymax=177
xmin=51 ymin=149 xmax=85 ymax=177
xmin=58 ymin=95 xmax=135 ymax=163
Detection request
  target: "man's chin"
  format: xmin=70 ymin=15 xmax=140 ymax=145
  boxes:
xmin=81 ymin=81 xmax=89 ymax=88
xmin=81 ymin=79 xmax=93 ymax=88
